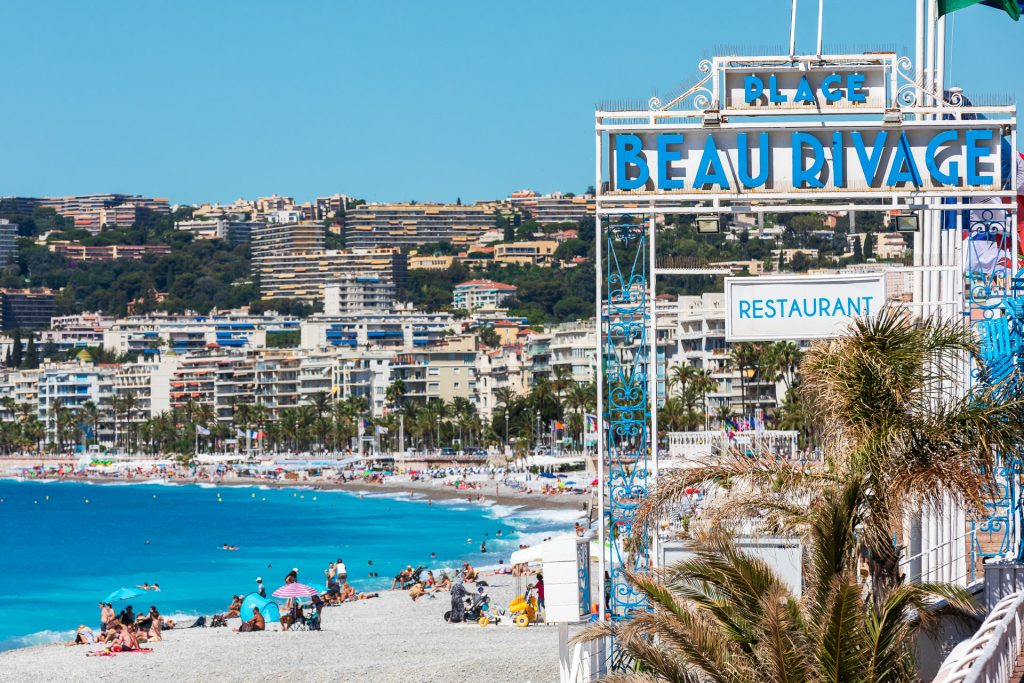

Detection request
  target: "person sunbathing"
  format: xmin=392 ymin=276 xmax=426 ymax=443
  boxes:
xmin=234 ymin=606 xmax=265 ymax=632
xmin=225 ymin=595 xmax=242 ymax=618
xmin=435 ymin=573 xmax=452 ymax=591
xmin=391 ymin=566 xmax=412 ymax=590
xmin=462 ymin=563 xmax=478 ymax=582
xmin=65 ymin=625 xmax=95 ymax=646
xmin=339 ymin=582 xmax=356 ymax=602
xmin=408 ymin=582 xmax=425 ymax=601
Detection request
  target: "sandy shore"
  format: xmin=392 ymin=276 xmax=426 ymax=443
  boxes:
xmin=0 ymin=579 xmax=575 ymax=682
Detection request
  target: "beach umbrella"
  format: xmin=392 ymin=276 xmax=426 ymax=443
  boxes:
xmin=271 ymin=582 xmax=319 ymax=599
xmin=105 ymin=587 xmax=142 ymax=602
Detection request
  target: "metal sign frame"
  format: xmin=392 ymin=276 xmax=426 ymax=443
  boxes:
xmin=594 ymin=50 xmax=1018 ymax=639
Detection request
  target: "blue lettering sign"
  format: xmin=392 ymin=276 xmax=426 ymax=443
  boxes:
xmin=657 ymin=134 xmax=684 ymax=190
xmin=851 ymin=131 xmax=888 ymax=185
xmin=965 ymin=129 xmax=994 ymax=185
xmin=738 ymin=133 xmax=769 ymax=188
xmin=693 ymin=135 xmax=730 ymax=189
xmin=792 ymin=132 xmax=825 ymax=188
xmin=616 ymin=134 xmax=648 ymax=190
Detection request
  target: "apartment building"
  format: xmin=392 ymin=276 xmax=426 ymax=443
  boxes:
xmin=257 ymin=249 xmax=408 ymax=302
xmin=114 ymin=355 xmax=180 ymax=425
xmin=37 ymin=361 xmax=116 ymax=444
xmin=174 ymin=219 xmax=259 ymax=245
xmin=475 ymin=345 xmax=530 ymax=421
xmin=251 ymin=222 xmax=324 ymax=262
xmin=662 ymin=293 xmax=782 ymax=420
xmin=300 ymin=308 xmax=453 ymax=351
xmin=453 ymin=280 xmax=517 ymax=312
xmin=390 ymin=344 xmax=478 ymax=406
xmin=408 ymin=255 xmax=455 ymax=271
xmin=493 ymin=240 xmax=558 ymax=266
xmin=0 ymin=288 xmax=56 ymax=330
xmin=0 ymin=219 xmax=17 ymax=267
xmin=344 ymin=203 xmax=497 ymax=250
xmin=507 ymin=191 xmax=595 ymax=225
xmin=548 ymin=321 xmax=597 ymax=384
xmin=323 ymin=277 xmax=396 ymax=314
xmin=31 ymin=194 xmax=169 ymax=232
xmin=48 ymin=242 xmax=172 ymax=262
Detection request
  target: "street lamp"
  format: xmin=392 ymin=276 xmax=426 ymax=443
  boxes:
xmin=504 ymin=410 xmax=509 ymax=451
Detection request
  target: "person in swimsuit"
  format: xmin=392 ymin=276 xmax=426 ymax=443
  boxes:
xmin=235 ymin=606 xmax=265 ymax=632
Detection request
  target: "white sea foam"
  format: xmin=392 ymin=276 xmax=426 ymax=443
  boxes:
xmin=0 ymin=629 xmax=73 ymax=652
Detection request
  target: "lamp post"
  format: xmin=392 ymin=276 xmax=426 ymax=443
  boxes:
xmin=504 ymin=410 xmax=509 ymax=455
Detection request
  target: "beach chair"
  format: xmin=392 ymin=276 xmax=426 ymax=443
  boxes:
xmin=281 ymin=604 xmax=308 ymax=631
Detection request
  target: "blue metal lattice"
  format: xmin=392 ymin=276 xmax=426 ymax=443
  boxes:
xmin=967 ymin=207 xmax=1024 ymax=568
xmin=603 ymin=223 xmax=651 ymax=621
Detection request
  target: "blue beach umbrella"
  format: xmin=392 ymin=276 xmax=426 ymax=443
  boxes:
xmin=105 ymin=587 xmax=142 ymax=603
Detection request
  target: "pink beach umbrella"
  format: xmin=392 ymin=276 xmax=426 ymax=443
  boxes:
xmin=271 ymin=582 xmax=320 ymax=599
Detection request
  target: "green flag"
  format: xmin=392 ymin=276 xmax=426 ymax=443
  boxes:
xmin=938 ymin=0 xmax=1022 ymax=20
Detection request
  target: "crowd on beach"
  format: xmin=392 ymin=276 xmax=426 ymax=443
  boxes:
xmin=9 ymin=462 xmax=594 ymax=501
xmin=65 ymin=602 xmax=174 ymax=656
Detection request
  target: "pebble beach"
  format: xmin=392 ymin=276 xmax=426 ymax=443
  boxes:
xmin=0 ymin=578 xmax=571 ymax=682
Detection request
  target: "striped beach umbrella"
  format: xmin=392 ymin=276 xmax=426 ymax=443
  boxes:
xmin=271 ymin=582 xmax=319 ymax=599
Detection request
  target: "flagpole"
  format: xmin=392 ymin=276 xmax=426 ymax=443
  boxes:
xmin=815 ymin=0 xmax=824 ymax=58
xmin=789 ymin=0 xmax=799 ymax=58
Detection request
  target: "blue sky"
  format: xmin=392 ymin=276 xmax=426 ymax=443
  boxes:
xmin=0 ymin=1 xmax=1019 ymax=205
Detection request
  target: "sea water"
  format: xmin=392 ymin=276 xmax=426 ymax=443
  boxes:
xmin=0 ymin=479 xmax=581 ymax=651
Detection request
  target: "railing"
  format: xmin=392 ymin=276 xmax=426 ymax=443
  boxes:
xmin=934 ymin=591 xmax=1024 ymax=683
xmin=900 ymin=528 xmax=977 ymax=587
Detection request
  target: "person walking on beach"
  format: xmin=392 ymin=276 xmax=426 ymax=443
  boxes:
xmin=256 ymin=577 xmax=266 ymax=598
xmin=285 ymin=567 xmax=298 ymax=584
xmin=535 ymin=574 xmax=545 ymax=618
xmin=336 ymin=558 xmax=347 ymax=583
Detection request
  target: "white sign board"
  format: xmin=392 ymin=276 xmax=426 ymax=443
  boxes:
xmin=723 ymin=65 xmax=886 ymax=111
xmin=607 ymin=123 xmax=1004 ymax=196
xmin=725 ymin=273 xmax=887 ymax=341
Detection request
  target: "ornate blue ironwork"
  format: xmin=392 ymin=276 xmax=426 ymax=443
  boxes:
xmin=603 ymin=222 xmax=651 ymax=620
xmin=967 ymin=204 xmax=1024 ymax=569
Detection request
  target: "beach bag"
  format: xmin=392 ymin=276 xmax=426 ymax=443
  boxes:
xmin=210 ymin=614 xmax=228 ymax=628
xmin=189 ymin=616 xmax=207 ymax=628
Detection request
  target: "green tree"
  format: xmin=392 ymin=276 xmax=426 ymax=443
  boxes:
xmin=9 ymin=329 xmax=22 ymax=368
xmin=864 ymin=230 xmax=875 ymax=260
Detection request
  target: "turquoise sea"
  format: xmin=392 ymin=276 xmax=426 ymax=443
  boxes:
xmin=0 ymin=479 xmax=578 ymax=651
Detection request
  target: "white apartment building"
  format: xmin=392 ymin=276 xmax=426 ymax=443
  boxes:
xmin=37 ymin=362 xmax=116 ymax=445
xmin=452 ymin=280 xmax=518 ymax=312
xmin=660 ymin=293 xmax=783 ymax=421
xmin=475 ymin=345 xmax=530 ymax=421
xmin=548 ymin=321 xmax=597 ymax=384
xmin=323 ymin=277 xmax=396 ymax=314
xmin=114 ymin=356 xmax=180 ymax=425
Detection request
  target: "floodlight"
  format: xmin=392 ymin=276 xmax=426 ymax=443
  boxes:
xmin=702 ymin=109 xmax=722 ymax=126
xmin=696 ymin=215 xmax=722 ymax=234
xmin=882 ymin=108 xmax=903 ymax=125
xmin=894 ymin=213 xmax=919 ymax=233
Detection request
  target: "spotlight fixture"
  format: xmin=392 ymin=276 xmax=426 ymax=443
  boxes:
xmin=696 ymin=214 xmax=722 ymax=234
xmin=894 ymin=212 xmax=920 ymax=233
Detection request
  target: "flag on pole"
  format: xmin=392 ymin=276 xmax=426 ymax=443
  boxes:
xmin=554 ymin=420 xmax=566 ymax=430
xmin=196 ymin=425 xmax=210 ymax=436
xmin=376 ymin=425 xmax=388 ymax=435
xmin=1016 ymin=152 xmax=1024 ymax=251
xmin=938 ymin=0 xmax=1022 ymax=20
xmin=585 ymin=414 xmax=598 ymax=433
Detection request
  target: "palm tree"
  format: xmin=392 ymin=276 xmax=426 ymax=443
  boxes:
xmin=309 ymin=391 xmax=331 ymax=452
xmin=730 ymin=343 xmax=760 ymax=422
xmin=636 ymin=309 xmax=1024 ymax=610
xmin=578 ymin=502 xmax=976 ymax=682
xmin=79 ymin=400 xmax=100 ymax=449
